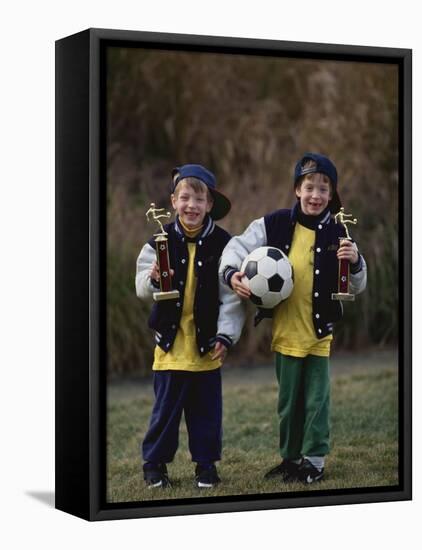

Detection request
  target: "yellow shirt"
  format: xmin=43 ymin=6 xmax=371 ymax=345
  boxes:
xmin=271 ymin=223 xmax=332 ymax=357
xmin=153 ymin=242 xmax=222 ymax=371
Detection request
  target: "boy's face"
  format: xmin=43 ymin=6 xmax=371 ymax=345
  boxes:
xmin=295 ymin=173 xmax=332 ymax=216
xmin=171 ymin=181 xmax=213 ymax=229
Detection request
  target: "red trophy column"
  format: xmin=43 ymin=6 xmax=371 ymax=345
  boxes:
xmin=331 ymin=208 xmax=358 ymax=302
xmin=146 ymin=203 xmax=180 ymax=301
xmin=155 ymin=236 xmax=178 ymax=297
xmin=332 ymin=238 xmax=355 ymax=301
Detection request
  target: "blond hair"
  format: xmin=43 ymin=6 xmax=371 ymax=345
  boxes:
xmin=173 ymin=176 xmax=214 ymax=203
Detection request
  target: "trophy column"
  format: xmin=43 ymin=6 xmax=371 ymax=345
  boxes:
xmin=331 ymin=207 xmax=357 ymax=302
xmin=153 ymin=234 xmax=180 ymax=301
xmin=146 ymin=203 xmax=180 ymax=302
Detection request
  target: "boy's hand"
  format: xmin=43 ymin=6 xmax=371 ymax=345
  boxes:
xmin=337 ymin=240 xmax=359 ymax=264
xmin=211 ymin=341 xmax=228 ymax=362
xmin=231 ymin=271 xmax=251 ymax=299
xmin=149 ymin=261 xmax=174 ymax=282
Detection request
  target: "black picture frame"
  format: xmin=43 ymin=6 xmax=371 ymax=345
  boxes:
xmin=55 ymin=27 xmax=412 ymax=521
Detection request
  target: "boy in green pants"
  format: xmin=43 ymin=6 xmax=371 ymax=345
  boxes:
xmin=219 ymin=153 xmax=367 ymax=483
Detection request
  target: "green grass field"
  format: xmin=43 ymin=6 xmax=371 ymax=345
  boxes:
xmin=107 ymin=350 xmax=398 ymax=503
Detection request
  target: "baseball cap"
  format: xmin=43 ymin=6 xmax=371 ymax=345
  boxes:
xmin=172 ymin=164 xmax=231 ymax=220
xmin=294 ymin=153 xmax=342 ymax=213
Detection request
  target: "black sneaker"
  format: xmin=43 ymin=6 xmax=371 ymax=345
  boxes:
xmin=297 ymin=458 xmax=324 ymax=484
xmin=143 ymin=462 xmax=172 ymax=488
xmin=195 ymin=464 xmax=221 ymax=488
xmin=264 ymin=459 xmax=301 ymax=482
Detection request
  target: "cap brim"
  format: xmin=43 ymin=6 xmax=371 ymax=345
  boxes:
xmin=209 ymin=189 xmax=231 ymax=220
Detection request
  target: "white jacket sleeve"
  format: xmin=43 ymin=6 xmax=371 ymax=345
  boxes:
xmin=135 ymin=243 xmax=157 ymax=301
xmin=349 ymin=254 xmax=368 ymax=295
xmin=219 ymin=217 xmax=268 ymax=277
xmin=217 ymin=274 xmax=247 ymax=346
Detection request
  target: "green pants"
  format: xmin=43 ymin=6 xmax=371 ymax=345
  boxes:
xmin=275 ymin=353 xmax=330 ymax=459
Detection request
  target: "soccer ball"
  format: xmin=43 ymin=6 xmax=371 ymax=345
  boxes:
xmin=241 ymin=246 xmax=293 ymax=308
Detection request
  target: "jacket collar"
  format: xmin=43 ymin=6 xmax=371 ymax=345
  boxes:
xmin=174 ymin=214 xmax=215 ymax=240
xmin=290 ymin=202 xmax=331 ymax=227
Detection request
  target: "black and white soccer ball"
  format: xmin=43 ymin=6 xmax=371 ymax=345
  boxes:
xmin=241 ymin=246 xmax=293 ymax=309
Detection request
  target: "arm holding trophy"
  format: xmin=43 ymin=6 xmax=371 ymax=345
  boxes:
xmin=135 ymin=241 xmax=160 ymax=301
xmin=146 ymin=203 xmax=180 ymax=301
xmin=332 ymin=207 xmax=367 ymax=301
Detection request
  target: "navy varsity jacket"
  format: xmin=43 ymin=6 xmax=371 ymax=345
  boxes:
xmin=219 ymin=204 xmax=367 ymax=339
xmin=135 ymin=215 xmax=245 ymax=355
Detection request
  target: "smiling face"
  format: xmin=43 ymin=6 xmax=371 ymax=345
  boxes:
xmin=295 ymin=173 xmax=332 ymax=216
xmin=171 ymin=179 xmax=214 ymax=229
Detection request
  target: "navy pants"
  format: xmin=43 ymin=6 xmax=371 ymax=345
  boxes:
xmin=142 ymin=369 xmax=222 ymax=465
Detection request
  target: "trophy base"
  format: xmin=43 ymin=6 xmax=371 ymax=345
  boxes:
xmin=153 ymin=290 xmax=180 ymax=302
xmin=331 ymin=292 xmax=355 ymax=302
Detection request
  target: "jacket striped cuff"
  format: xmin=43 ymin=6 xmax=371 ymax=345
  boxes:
xmin=350 ymin=254 xmax=363 ymax=274
xmin=216 ymin=334 xmax=233 ymax=348
xmin=150 ymin=277 xmax=160 ymax=289
xmin=223 ymin=267 xmax=237 ymax=288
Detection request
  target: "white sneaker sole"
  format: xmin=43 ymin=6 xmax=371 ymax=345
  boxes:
xmin=147 ymin=480 xmax=163 ymax=488
xmin=197 ymin=481 xmax=214 ymax=488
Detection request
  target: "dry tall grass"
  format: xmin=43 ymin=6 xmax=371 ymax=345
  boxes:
xmin=106 ymin=47 xmax=399 ymax=375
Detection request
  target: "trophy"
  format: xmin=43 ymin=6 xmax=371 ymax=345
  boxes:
xmin=331 ymin=207 xmax=358 ymax=302
xmin=146 ymin=203 xmax=180 ymax=301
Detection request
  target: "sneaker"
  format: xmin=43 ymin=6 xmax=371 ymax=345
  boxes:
xmin=195 ymin=464 xmax=221 ymax=488
xmin=143 ymin=462 xmax=172 ymax=488
xmin=264 ymin=459 xmax=301 ymax=482
xmin=297 ymin=458 xmax=324 ymax=484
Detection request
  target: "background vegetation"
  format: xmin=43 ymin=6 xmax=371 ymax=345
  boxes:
xmin=106 ymin=46 xmax=399 ymax=376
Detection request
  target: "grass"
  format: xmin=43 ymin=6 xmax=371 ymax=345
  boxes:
xmin=106 ymin=351 xmax=399 ymax=503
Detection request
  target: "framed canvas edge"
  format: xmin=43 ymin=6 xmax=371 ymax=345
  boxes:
xmin=90 ymin=28 xmax=412 ymax=521
xmin=55 ymin=29 xmax=92 ymax=521
xmin=88 ymin=26 xmax=412 ymax=59
xmin=55 ymin=27 xmax=412 ymax=522
xmin=401 ymin=47 xmax=412 ymax=504
xmin=91 ymin=488 xmax=410 ymax=522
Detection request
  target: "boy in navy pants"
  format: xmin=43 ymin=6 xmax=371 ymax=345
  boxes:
xmin=136 ymin=164 xmax=244 ymax=488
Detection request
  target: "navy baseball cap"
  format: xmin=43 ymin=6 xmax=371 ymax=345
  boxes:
xmin=171 ymin=164 xmax=231 ymax=220
xmin=294 ymin=153 xmax=342 ymax=213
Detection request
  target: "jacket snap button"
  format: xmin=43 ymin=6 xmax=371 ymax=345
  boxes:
xmin=318 ymin=329 xmax=322 ymax=334
xmin=176 ymin=302 xmax=181 ymax=307
xmin=181 ymin=259 xmax=186 ymax=264
xmin=315 ymin=314 xmax=320 ymax=319
xmin=200 ymin=347 xmax=204 ymax=353
xmin=198 ymin=261 xmax=203 ymax=266
xmin=316 ymin=247 xmax=321 ymax=253
xmin=318 ymin=224 xmax=323 ymax=229
xmin=315 ymin=269 xmax=320 ymax=275
xmin=314 ymin=292 xmax=319 ymax=297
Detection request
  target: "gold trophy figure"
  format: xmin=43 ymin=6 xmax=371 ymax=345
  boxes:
xmin=146 ymin=203 xmax=180 ymax=301
xmin=331 ymin=207 xmax=358 ymax=302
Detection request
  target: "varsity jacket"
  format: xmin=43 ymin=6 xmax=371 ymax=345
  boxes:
xmin=136 ymin=215 xmax=245 ymax=355
xmin=219 ymin=204 xmax=367 ymax=339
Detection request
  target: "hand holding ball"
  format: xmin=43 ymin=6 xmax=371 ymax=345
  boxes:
xmin=240 ymin=247 xmax=294 ymax=309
